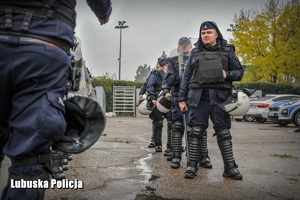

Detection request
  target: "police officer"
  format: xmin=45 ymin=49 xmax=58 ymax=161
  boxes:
xmin=139 ymin=75 xmax=157 ymax=148
xmin=0 ymin=1 xmax=112 ymax=199
xmin=179 ymin=21 xmax=244 ymax=179
xmin=146 ymin=57 xmax=169 ymax=152
xmin=162 ymin=37 xmax=212 ymax=169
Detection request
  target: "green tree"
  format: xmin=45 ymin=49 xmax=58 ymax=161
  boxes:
xmin=134 ymin=64 xmax=152 ymax=82
xmin=230 ymin=0 xmax=300 ymax=83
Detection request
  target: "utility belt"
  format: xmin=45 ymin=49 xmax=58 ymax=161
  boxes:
xmin=0 ymin=30 xmax=71 ymax=52
xmin=10 ymin=150 xmax=66 ymax=181
xmin=11 ymin=154 xmax=51 ymax=166
xmin=189 ymin=82 xmax=232 ymax=90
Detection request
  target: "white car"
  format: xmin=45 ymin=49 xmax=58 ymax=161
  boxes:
xmin=245 ymin=94 xmax=300 ymax=123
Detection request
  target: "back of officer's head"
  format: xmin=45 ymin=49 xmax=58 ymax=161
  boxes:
xmin=157 ymin=57 xmax=169 ymax=68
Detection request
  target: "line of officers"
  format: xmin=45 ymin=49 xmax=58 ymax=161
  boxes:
xmin=137 ymin=21 xmax=245 ymax=179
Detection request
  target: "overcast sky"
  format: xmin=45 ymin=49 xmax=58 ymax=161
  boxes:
xmin=74 ymin=0 xmax=276 ymax=81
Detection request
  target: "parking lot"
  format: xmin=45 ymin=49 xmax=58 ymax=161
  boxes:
xmin=1 ymin=117 xmax=300 ymax=200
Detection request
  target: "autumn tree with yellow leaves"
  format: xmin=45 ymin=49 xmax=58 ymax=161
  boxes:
xmin=230 ymin=0 xmax=300 ymax=83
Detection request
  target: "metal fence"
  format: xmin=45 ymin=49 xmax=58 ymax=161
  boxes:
xmin=113 ymin=86 xmax=136 ymax=115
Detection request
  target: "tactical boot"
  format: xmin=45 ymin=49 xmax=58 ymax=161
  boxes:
xmin=171 ymin=132 xmax=182 ymax=168
xmin=184 ymin=132 xmax=200 ymax=178
xmin=184 ymin=161 xmax=198 ymax=179
xmin=217 ymin=128 xmax=242 ymax=180
xmin=171 ymin=121 xmax=184 ymax=168
xmin=164 ymin=120 xmax=172 ymax=156
xmin=155 ymin=146 xmax=162 ymax=152
xmin=164 ymin=148 xmax=171 ymax=156
xmin=148 ymin=137 xmax=155 ymax=148
xmin=154 ymin=121 xmax=163 ymax=153
xmin=171 ymin=157 xmax=181 ymax=169
xmin=148 ymin=124 xmax=156 ymax=148
xmin=223 ymin=164 xmax=243 ymax=180
xmin=166 ymin=152 xmax=172 ymax=161
xmin=199 ymin=131 xmax=212 ymax=168
xmin=199 ymin=154 xmax=212 ymax=168
xmin=62 ymin=153 xmax=70 ymax=171
xmin=67 ymin=153 xmax=73 ymax=161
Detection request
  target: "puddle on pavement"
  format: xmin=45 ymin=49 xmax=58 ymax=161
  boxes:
xmin=135 ymin=153 xmax=152 ymax=184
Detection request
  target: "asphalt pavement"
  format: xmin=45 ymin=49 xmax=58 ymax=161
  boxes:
xmin=1 ymin=117 xmax=300 ymax=200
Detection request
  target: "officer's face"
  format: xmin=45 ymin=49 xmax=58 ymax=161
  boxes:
xmin=201 ymin=29 xmax=218 ymax=46
xmin=178 ymin=43 xmax=192 ymax=55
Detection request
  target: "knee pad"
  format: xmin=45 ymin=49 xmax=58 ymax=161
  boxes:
xmin=217 ymin=127 xmax=232 ymax=142
xmin=190 ymin=125 xmax=206 ymax=138
xmin=172 ymin=120 xmax=184 ymax=132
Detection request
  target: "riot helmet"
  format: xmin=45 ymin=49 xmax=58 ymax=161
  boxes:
xmin=54 ymin=95 xmax=106 ymax=154
xmin=137 ymin=98 xmax=152 ymax=115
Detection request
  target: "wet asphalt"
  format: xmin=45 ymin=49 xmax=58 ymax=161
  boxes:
xmin=0 ymin=116 xmax=300 ymax=200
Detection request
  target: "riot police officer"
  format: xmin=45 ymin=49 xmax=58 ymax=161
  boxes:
xmin=179 ymin=21 xmax=244 ymax=179
xmin=162 ymin=37 xmax=212 ymax=169
xmin=139 ymin=76 xmax=156 ymax=148
xmin=0 ymin=1 xmax=112 ymax=199
xmin=146 ymin=57 xmax=169 ymax=152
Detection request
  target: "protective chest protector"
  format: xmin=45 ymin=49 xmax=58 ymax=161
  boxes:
xmin=0 ymin=0 xmax=76 ymax=51
xmin=189 ymin=45 xmax=233 ymax=89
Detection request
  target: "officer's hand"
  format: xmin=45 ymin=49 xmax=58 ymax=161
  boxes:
xmin=139 ymin=94 xmax=144 ymax=100
xmin=165 ymin=92 xmax=172 ymax=100
xmin=152 ymin=100 xmax=157 ymax=107
xmin=179 ymin=102 xmax=188 ymax=112
xmin=98 ymin=17 xmax=110 ymax=25
xmin=223 ymin=70 xmax=227 ymax=79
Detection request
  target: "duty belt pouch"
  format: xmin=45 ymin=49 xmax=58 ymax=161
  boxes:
xmin=45 ymin=151 xmax=64 ymax=179
xmin=198 ymin=58 xmax=224 ymax=84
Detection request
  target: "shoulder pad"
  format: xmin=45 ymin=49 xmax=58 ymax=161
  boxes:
xmin=191 ymin=47 xmax=198 ymax=54
xmin=225 ymin=44 xmax=235 ymax=52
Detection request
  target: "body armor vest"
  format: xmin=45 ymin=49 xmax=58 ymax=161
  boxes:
xmin=189 ymin=45 xmax=233 ymax=89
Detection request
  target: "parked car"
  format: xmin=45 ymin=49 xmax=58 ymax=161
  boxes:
xmin=245 ymin=94 xmax=300 ymax=123
xmin=268 ymin=97 xmax=300 ymax=126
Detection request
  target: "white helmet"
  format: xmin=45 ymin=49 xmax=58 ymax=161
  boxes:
xmin=157 ymin=96 xmax=172 ymax=113
xmin=228 ymin=91 xmax=251 ymax=116
xmin=137 ymin=99 xmax=152 ymax=115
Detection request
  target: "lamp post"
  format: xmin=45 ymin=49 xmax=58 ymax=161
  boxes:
xmin=115 ymin=21 xmax=129 ymax=80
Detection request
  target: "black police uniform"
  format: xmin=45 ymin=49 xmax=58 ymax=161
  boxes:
xmin=179 ymin=21 xmax=244 ymax=179
xmin=146 ymin=69 xmax=166 ymax=152
xmin=162 ymin=37 xmax=212 ymax=169
xmin=0 ymin=1 xmax=111 ymax=199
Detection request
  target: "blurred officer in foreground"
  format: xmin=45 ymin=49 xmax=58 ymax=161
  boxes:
xmin=179 ymin=21 xmax=244 ymax=179
xmin=146 ymin=57 xmax=169 ymax=152
xmin=162 ymin=37 xmax=209 ymax=169
xmin=0 ymin=1 xmax=112 ymax=199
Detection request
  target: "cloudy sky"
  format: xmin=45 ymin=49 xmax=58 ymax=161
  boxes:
xmin=74 ymin=0 xmax=276 ymax=81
